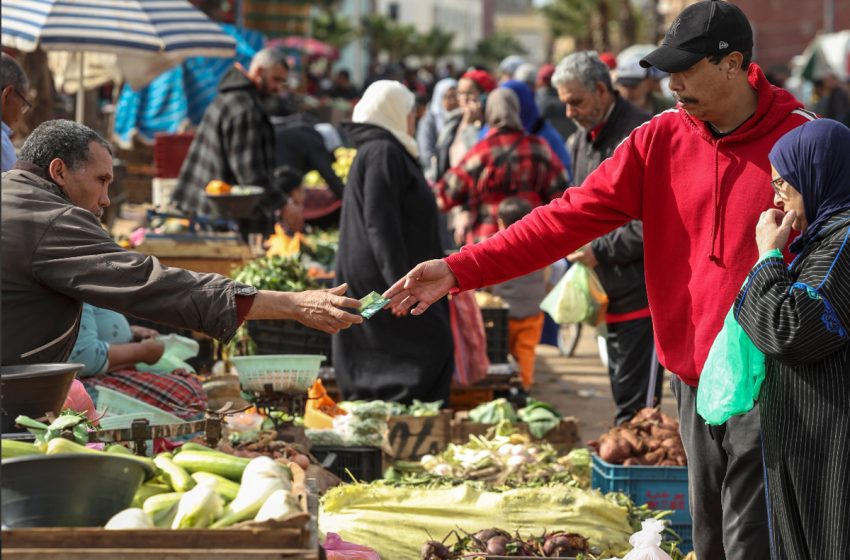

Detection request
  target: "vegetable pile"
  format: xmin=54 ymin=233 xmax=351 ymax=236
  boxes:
xmin=388 ymin=400 xmax=443 ymax=417
xmin=13 ymin=411 xmax=98 ymax=447
xmin=231 ymin=255 xmax=317 ymax=292
xmin=465 ymin=398 xmax=563 ymax=439
xmin=589 ymin=408 xmax=686 ymax=466
xmin=306 ymin=401 xmax=391 ymax=448
xmin=104 ymin=442 xmax=306 ymax=529
xmin=421 ymin=528 xmax=589 ymax=559
xmin=386 ymin=431 xmax=577 ymax=489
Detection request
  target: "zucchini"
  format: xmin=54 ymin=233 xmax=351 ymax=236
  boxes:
xmin=106 ymin=444 xmax=134 ymax=455
xmin=190 ymin=471 xmax=241 ymax=502
xmin=131 ymin=482 xmax=171 ymax=508
xmin=142 ymin=491 xmax=184 ymax=528
xmin=178 ymin=442 xmax=218 ymax=453
xmin=1 ymin=439 xmax=44 ymax=459
xmin=46 ymin=438 xmax=156 ymax=474
xmin=173 ymin=450 xmax=250 ymax=481
xmin=153 ymin=454 xmax=195 ymax=492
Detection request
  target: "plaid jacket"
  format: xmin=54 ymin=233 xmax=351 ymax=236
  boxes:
xmin=435 ymin=128 xmax=568 ymax=242
xmin=172 ymin=66 xmax=281 ymax=216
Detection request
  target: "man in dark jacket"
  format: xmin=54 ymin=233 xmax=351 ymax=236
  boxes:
xmin=1 ymin=120 xmax=363 ymax=365
xmin=172 ymin=47 xmax=300 ymax=233
xmin=553 ymin=51 xmax=662 ymax=425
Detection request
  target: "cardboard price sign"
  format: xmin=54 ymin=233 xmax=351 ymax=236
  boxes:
xmin=387 ymin=411 xmax=452 ymax=460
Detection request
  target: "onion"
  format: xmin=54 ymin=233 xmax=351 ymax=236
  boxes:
xmin=511 ymin=444 xmax=525 ymax=456
xmin=498 ymin=444 xmax=514 ymax=456
xmin=507 ymin=455 xmax=526 ymax=467
xmin=432 ymin=464 xmax=453 ymax=476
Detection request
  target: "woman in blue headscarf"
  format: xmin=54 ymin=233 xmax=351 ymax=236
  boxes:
xmin=480 ymin=79 xmax=573 ymax=183
xmin=734 ymin=119 xmax=850 ymax=559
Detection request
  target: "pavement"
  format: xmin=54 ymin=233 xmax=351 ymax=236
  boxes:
xmin=528 ymin=326 xmax=678 ymax=445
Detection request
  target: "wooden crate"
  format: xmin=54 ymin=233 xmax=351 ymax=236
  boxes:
xmin=451 ymin=413 xmax=581 ymax=453
xmin=387 ymin=410 xmax=453 ymax=461
xmin=135 ymin=237 xmax=253 ymax=277
xmin=1 ymin=526 xmax=317 ymax=559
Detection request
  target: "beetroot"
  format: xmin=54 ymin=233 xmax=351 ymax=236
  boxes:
xmin=542 ymin=532 xmax=589 ymax=556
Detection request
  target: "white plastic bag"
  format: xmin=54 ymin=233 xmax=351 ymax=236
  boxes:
xmin=622 ymin=519 xmax=673 ymax=560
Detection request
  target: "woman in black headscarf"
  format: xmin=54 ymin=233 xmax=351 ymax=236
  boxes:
xmin=734 ymin=119 xmax=850 ymax=559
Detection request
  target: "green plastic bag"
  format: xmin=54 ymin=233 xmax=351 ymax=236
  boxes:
xmin=539 ymin=262 xmax=608 ymax=325
xmin=696 ymin=307 xmax=766 ymax=425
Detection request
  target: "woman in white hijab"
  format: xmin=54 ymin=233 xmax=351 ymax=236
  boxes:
xmin=335 ymin=80 xmax=454 ymax=405
xmin=415 ymin=78 xmax=458 ymax=172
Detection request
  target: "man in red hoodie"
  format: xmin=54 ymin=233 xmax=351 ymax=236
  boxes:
xmin=385 ymin=1 xmax=816 ymax=558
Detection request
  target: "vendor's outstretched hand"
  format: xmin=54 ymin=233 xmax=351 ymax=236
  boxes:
xmin=248 ymin=284 xmax=363 ymax=334
xmin=383 ymin=259 xmax=458 ymax=316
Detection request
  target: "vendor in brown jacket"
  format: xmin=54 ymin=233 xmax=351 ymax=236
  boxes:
xmin=1 ymin=119 xmax=362 ymax=365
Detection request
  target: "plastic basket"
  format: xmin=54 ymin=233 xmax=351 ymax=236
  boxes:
xmin=231 ymin=354 xmax=325 ymax=393
xmin=481 ymin=306 xmax=510 ymax=364
xmin=248 ymin=320 xmax=333 ymax=365
xmin=153 ymin=133 xmax=194 ymax=178
xmin=591 ymin=454 xmax=691 ymax=527
xmin=310 ymin=446 xmax=383 ymax=482
xmin=95 ymin=386 xmax=184 ymax=426
xmin=669 ymin=523 xmax=693 ymax=554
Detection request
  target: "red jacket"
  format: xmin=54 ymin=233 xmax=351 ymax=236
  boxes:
xmin=445 ymin=64 xmax=815 ymax=386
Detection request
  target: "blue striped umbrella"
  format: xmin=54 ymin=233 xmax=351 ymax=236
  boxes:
xmin=1 ymin=0 xmax=236 ymax=92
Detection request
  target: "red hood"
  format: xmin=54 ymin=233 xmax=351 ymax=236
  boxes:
xmin=678 ymin=64 xmax=804 ymax=263
xmin=680 ymin=64 xmax=803 ymax=145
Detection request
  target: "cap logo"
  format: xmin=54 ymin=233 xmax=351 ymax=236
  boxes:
xmin=719 ymin=41 xmax=729 ymax=50
xmin=669 ymin=17 xmax=682 ymax=37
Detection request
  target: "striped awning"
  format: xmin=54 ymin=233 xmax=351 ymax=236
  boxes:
xmin=1 ymin=0 xmax=236 ymax=88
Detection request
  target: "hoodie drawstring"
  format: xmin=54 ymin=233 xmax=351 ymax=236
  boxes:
xmin=709 ymin=142 xmax=722 ymax=263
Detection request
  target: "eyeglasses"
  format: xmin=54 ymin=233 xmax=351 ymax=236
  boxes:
xmin=12 ymin=88 xmax=32 ymax=115
xmin=771 ymin=176 xmax=788 ymax=198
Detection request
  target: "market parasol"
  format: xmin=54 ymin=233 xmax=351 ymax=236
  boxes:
xmin=268 ymin=36 xmax=338 ymax=59
xmin=1 ymin=0 xmax=237 ymax=121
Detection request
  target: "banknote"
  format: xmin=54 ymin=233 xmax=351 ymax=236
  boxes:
xmin=359 ymin=291 xmax=390 ymax=319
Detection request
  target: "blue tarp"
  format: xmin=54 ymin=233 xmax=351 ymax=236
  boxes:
xmin=113 ymin=24 xmax=265 ymax=147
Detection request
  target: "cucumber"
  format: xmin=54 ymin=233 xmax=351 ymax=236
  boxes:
xmin=153 ymin=454 xmax=195 ymax=492
xmin=190 ymin=471 xmax=241 ymax=502
xmin=1 ymin=439 xmax=44 ymax=459
xmin=173 ymin=450 xmax=250 ymax=481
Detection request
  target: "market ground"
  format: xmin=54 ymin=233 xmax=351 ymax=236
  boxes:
xmin=530 ymin=328 xmax=677 ymax=444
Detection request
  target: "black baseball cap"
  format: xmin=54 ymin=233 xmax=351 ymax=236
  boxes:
xmin=640 ymin=0 xmax=753 ymax=73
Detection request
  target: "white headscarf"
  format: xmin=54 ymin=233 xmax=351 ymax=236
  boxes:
xmin=352 ymin=80 xmax=419 ymax=158
xmin=429 ymin=78 xmax=458 ymax=131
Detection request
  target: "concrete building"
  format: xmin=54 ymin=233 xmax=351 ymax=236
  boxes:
xmin=493 ymin=0 xmax=549 ymax=64
xmin=374 ymin=0 xmax=485 ymax=56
